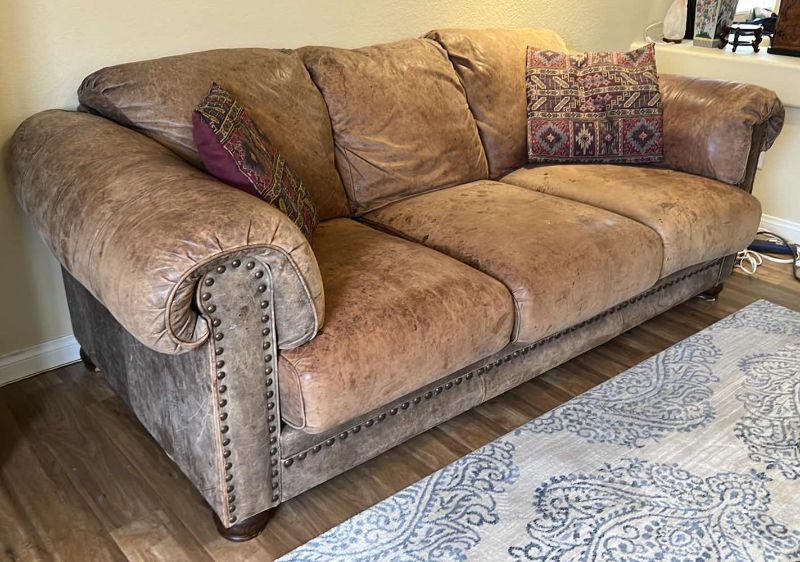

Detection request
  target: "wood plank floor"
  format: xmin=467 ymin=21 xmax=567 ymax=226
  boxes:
xmin=1 ymin=262 xmax=798 ymax=561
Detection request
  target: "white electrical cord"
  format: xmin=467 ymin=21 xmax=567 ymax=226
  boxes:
xmin=736 ymin=231 xmax=800 ymax=280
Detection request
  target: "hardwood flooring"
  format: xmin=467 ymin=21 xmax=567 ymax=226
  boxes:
xmin=1 ymin=262 xmax=798 ymax=561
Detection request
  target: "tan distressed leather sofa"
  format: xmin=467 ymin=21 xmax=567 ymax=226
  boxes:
xmin=9 ymin=28 xmax=784 ymax=541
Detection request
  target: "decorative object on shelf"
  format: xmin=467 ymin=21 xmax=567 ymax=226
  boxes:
xmin=727 ymin=23 xmax=765 ymax=51
xmin=769 ymin=0 xmax=800 ymax=57
xmin=694 ymin=0 xmax=738 ymax=47
xmin=664 ymin=0 xmax=689 ymax=43
xmin=686 ymin=0 xmax=698 ymax=38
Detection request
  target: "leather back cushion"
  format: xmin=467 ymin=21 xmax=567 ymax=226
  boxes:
xmin=426 ymin=28 xmax=568 ymax=178
xmin=78 ymin=49 xmax=350 ymax=220
xmin=300 ymin=39 xmax=488 ymax=214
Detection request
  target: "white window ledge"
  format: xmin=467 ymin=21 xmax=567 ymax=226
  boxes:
xmin=632 ymin=41 xmax=800 ymax=108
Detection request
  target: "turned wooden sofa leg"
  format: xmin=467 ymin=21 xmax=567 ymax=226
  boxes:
xmin=214 ymin=509 xmax=273 ymax=542
xmin=697 ymin=283 xmax=724 ymax=302
xmin=79 ymin=347 xmax=100 ymax=372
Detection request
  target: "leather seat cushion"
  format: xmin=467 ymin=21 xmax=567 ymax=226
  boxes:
xmin=279 ymin=219 xmax=514 ymax=434
xmin=501 ymin=164 xmax=762 ymax=277
xmin=365 ymin=181 xmax=663 ymax=344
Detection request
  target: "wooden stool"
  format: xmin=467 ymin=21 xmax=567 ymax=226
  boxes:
xmin=723 ymin=23 xmax=764 ymax=52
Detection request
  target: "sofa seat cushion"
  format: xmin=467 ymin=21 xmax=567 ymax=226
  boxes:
xmin=365 ymin=181 xmax=663 ymax=344
xmin=300 ymin=39 xmax=488 ymax=214
xmin=278 ymin=219 xmax=514 ymax=434
xmin=500 ymin=164 xmax=761 ymax=277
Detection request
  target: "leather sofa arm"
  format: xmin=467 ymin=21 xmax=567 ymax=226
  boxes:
xmin=10 ymin=110 xmax=324 ymax=354
xmin=659 ymin=74 xmax=785 ymax=187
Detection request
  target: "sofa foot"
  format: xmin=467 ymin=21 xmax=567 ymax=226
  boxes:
xmin=79 ymin=348 xmax=100 ymax=372
xmin=214 ymin=510 xmax=273 ymax=542
xmin=697 ymin=283 xmax=724 ymax=302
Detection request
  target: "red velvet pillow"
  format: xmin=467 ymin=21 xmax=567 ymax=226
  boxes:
xmin=193 ymin=83 xmax=318 ymax=239
xmin=526 ymin=44 xmax=664 ymax=164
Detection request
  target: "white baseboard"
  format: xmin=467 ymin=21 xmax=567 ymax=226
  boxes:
xmin=0 ymin=335 xmax=80 ymax=387
xmin=760 ymin=214 xmax=800 ymax=244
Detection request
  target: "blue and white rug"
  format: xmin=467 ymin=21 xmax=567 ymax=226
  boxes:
xmin=279 ymin=300 xmax=800 ymax=562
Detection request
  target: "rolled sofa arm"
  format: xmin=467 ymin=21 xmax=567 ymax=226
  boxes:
xmin=659 ymin=74 xmax=785 ymax=187
xmin=10 ymin=110 xmax=324 ymax=354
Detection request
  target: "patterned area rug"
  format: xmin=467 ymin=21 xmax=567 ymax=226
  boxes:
xmin=279 ymin=300 xmax=800 ymax=561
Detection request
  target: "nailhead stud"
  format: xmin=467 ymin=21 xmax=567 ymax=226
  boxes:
xmin=201 ymin=292 xmax=211 ymax=301
xmin=212 ymin=319 xmax=221 ymax=328
xmin=232 ymin=260 xmax=241 ymax=267
xmin=255 ymin=270 xmax=264 ymax=279
xmin=216 ymin=265 xmax=226 ymax=273
xmin=230 ymin=515 xmax=238 ymax=523
xmin=204 ymin=278 xmax=214 ymax=286
xmin=284 ymin=459 xmax=294 ymax=467
xmin=207 ymin=305 xmax=216 ymax=313
xmin=246 ymin=261 xmax=255 ymax=269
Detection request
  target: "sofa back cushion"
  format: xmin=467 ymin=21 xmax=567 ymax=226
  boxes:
xmin=300 ymin=39 xmax=488 ymax=214
xmin=78 ymin=49 xmax=350 ymax=220
xmin=426 ymin=28 xmax=568 ymax=178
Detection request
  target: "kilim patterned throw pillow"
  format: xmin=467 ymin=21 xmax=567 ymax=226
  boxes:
xmin=193 ymin=83 xmax=318 ymax=239
xmin=526 ymin=43 xmax=664 ymax=164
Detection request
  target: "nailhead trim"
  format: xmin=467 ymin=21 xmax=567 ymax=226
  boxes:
xmin=282 ymin=260 xmax=720 ymax=466
xmin=203 ymin=257 xmax=281 ymax=523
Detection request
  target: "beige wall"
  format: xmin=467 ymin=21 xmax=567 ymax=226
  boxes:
xmin=0 ymin=0 xmax=673 ymax=358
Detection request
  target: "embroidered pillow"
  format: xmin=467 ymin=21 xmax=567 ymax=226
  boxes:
xmin=193 ymin=83 xmax=318 ymax=239
xmin=526 ymin=43 xmax=663 ymax=164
